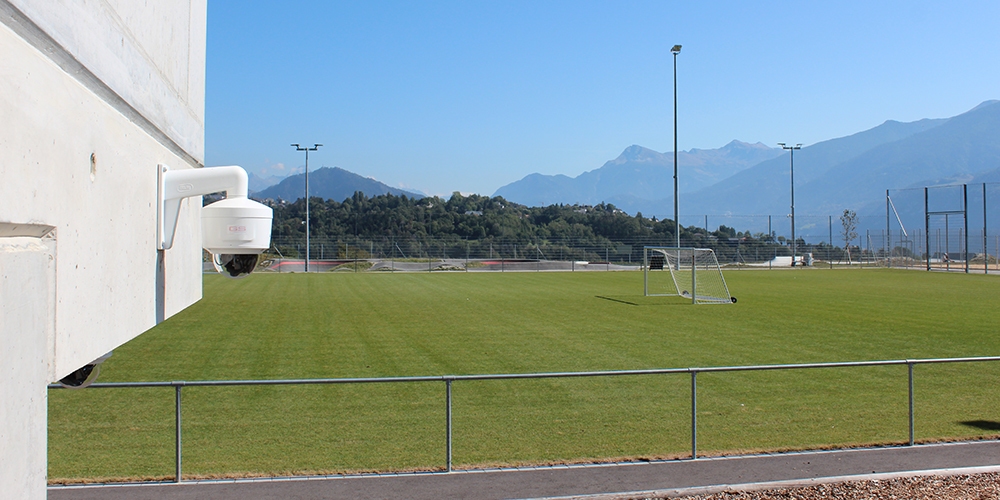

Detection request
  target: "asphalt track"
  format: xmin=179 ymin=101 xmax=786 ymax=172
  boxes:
xmin=48 ymin=440 xmax=1000 ymax=500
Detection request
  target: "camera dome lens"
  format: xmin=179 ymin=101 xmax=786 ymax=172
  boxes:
xmin=212 ymin=253 xmax=259 ymax=278
xmin=58 ymin=364 xmax=100 ymax=389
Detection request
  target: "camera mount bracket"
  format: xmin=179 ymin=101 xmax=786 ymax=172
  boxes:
xmin=156 ymin=164 xmax=251 ymax=250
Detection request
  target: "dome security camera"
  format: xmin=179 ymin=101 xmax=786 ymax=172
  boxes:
xmin=59 ymin=352 xmax=113 ymax=389
xmin=158 ymin=165 xmax=273 ymax=278
xmin=202 ymin=195 xmax=272 ymax=278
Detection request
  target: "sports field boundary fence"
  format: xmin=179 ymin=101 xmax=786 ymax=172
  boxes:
xmin=887 ymin=183 xmax=1000 ymax=274
xmin=259 ymin=230 xmax=1000 ymax=274
xmin=260 ymin=232 xmax=887 ymax=274
xmin=267 ymin=216 xmax=893 ymax=267
xmin=260 ymin=194 xmax=1000 ymax=273
xmin=49 ymin=355 xmax=1000 ymax=483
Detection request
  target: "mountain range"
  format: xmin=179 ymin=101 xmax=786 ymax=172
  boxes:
xmin=249 ymin=101 xmax=1000 ymax=240
xmin=493 ymin=140 xmax=783 ymax=209
xmin=255 ymin=166 xmax=422 ymax=202
xmin=494 ymin=100 xmax=1000 ymax=226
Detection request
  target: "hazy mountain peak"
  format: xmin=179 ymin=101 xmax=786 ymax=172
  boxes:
xmin=969 ymin=100 xmax=1000 ymax=113
xmin=615 ymin=145 xmax=663 ymax=163
xmin=494 ymin=140 xmax=783 ymax=207
xmin=719 ymin=140 xmax=775 ymax=154
xmin=722 ymin=139 xmax=770 ymax=150
xmin=257 ymin=166 xmax=421 ymax=202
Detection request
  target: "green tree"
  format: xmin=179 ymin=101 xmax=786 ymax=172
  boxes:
xmin=840 ymin=209 xmax=859 ymax=264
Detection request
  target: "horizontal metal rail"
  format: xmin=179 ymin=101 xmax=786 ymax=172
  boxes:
xmin=50 ymin=356 xmax=1000 ymax=388
xmin=48 ymin=356 xmax=1000 ymax=482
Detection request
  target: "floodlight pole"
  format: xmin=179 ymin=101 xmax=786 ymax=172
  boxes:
xmin=779 ymin=143 xmax=801 ymax=266
xmin=672 ymin=44 xmax=682 ymax=250
xmin=292 ymin=143 xmax=322 ymax=272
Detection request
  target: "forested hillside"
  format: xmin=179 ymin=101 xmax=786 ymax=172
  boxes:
xmin=261 ymin=192 xmax=848 ymax=263
xmin=271 ymin=191 xmax=697 ymax=241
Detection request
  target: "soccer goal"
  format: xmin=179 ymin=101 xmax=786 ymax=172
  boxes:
xmin=644 ymin=247 xmax=735 ymax=304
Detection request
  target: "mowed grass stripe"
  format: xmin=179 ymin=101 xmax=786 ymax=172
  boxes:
xmin=49 ymin=269 xmax=1000 ymax=481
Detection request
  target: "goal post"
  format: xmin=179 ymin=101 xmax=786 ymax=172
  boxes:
xmin=644 ymin=247 xmax=735 ymax=304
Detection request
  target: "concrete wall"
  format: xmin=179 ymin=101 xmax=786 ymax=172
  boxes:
xmin=0 ymin=235 xmax=55 ymax=497
xmin=7 ymin=0 xmax=207 ymax=163
xmin=0 ymin=1 xmax=207 ymax=497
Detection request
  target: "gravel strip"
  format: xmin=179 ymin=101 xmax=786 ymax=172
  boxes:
xmin=666 ymin=472 xmax=1000 ymax=499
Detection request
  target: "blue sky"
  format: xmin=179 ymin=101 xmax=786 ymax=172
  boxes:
xmin=205 ymin=1 xmax=999 ymax=197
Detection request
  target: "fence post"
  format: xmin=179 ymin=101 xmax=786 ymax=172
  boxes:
xmin=690 ymin=249 xmax=696 ymax=304
xmin=829 ymin=215 xmax=833 ymax=269
xmin=925 ymin=188 xmax=931 ymax=271
xmin=984 ymin=184 xmax=989 ymax=274
xmin=908 ymin=363 xmax=914 ymax=446
xmin=175 ymin=383 xmax=183 ymax=482
xmin=862 ymin=233 xmax=867 ymax=265
xmin=691 ymin=371 xmax=698 ymax=460
xmin=446 ymin=379 xmax=453 ymax=472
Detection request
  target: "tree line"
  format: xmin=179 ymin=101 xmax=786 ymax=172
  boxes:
xmin=257 ymin=191 xmax=863 ymax=263
xmin=268 ymin=191 xmax=705 ymax=244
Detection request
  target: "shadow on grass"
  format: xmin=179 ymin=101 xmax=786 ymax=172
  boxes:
xmin=596 ymin=295 xmax=690 ymax=306
xmin=960 ymin=420 xmax=1000 ymax=431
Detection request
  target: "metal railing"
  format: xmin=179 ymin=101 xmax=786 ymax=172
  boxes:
xmin=49 ymin=355 xmax=1000 ymax=482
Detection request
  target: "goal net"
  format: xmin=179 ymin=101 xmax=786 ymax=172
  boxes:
xmin=644 ymin=247 xmax=734 ymax=304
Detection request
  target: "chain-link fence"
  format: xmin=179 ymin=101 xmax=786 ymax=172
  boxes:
xmin=251 ymin=208 xmax=1000 ymax=273
xmin=260 ymin=233 xmax=879 ymax=273
xmin=886 ymin=183 xmax=1000 ymax=273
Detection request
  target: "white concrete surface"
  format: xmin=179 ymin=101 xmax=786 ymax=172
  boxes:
xmin=0 ymin=1 xmax=207 ymax=497
xmin=0 ymin=19 xmax=203 ymax=379
xmin=0 ymin=234 xmax=55 ymax=500
xmin=7 ymin=0 xmax=207 ymax=162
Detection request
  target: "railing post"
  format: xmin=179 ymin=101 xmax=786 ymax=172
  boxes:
xmin=446 ymin=379 xmax=453 ymax=472
xmin=908 ymin=362 xmax=914 ymax=446
xmin=691 ymin=371 xmax=697 ymax=459
xmin=175 ymin=383 xmax=183 ymax=482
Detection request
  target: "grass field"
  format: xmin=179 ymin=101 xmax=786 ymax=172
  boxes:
xmin=48 ymin=268 xmax=1000 ymax=481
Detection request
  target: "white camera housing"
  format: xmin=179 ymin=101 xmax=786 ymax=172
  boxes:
xmin=158 ymin=164 xmax=273 ymax=278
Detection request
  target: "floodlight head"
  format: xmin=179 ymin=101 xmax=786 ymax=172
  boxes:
xmin=671 ymin=45 xmax=682 ymax=54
